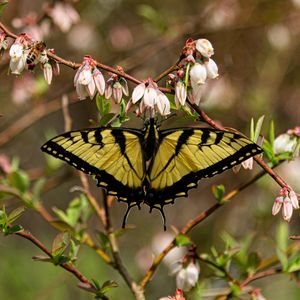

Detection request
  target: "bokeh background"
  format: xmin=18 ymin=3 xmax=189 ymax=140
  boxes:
xmin=1 ymin=0 xmax=300 ymax=299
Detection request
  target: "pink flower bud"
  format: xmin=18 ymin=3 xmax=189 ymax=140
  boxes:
xmin=175 ymin=81 xmax=187 ymax=106
xmin=156 ymin=91 xmax=170 ymax=116
xmin=93 ymin=68 xmax=105 ymax=95
xmin=283 ymin=197 xmax=293 ymax=222
xmin=272 ymin=196 xmax=283 ymax=216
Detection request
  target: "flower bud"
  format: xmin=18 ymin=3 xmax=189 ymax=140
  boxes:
xmin=93 ymin=68 xmax=105 ymax=95
xmin=132 ymin=82 xmax=146 ymax=103
xmin=272 ymin=196 xmax=283 ymax=216
xmin=195 ymin=39 xmax=214 ymax=57
xmin=274 ymin=133 xmax=297 ymax=154
xmin=175 ymin=81 xmax=187 ymax=106
xmin=43 ymin=62 xmax=53 ymax=85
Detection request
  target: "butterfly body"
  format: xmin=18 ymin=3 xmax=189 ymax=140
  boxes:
xmin=41 ymin=119 xmax=262 ymax=222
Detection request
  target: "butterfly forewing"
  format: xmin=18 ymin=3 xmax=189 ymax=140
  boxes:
xmin=41 ymin=127 xmax=146 ymax=204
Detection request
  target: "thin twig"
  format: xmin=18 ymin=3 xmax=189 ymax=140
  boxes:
xmin=15 ymin=229 xmax=93 ymax=286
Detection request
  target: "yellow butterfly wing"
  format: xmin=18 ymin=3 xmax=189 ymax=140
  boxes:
xmin=41 ymin=127 xmax=145 ymax=204
xmin=145 ymin=128 xmax=262 ymax=208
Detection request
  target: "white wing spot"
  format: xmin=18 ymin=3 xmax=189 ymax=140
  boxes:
xmin=58 ymin=154 xmax=63 ymax=157
xmin=47 ymin=147 xmax=52 ymax=151
xmin=65 ymin=157 xmax=70 ymax=161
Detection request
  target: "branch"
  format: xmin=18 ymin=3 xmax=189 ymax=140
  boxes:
xmin=103 ymin=195 xmax=145 ymax=300
xmin=15 ymin=229 xmax=93 ymax=286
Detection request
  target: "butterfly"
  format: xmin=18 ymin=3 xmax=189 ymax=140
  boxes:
xmin=41 ymin=118 xmax=262 ymax=228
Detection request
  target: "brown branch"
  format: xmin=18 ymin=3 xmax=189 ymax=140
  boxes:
xmin=0 ymin=92 xmax=77 ymax=147
xmin=103 ymin=195 xmax=144 ymax=299
xmin=240 ymin=267 xmax=282 ymax=287
xmin=140 ymin=164 xmax=276 ymax=288
xmin=16 ymin=229 xmax=93 ymax=286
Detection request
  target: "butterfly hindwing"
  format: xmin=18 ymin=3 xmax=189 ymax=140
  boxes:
xmin=145 ymin=128 xmax=262 ymax=207
xmin=41 ymin=127 xmax=146 ymax=204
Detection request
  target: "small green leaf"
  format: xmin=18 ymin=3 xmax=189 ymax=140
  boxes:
xmin=7 ymin=206 xmax=25 ymax=224
xmin=175 ymin=234 xmax=193 ymax=247
xmin=32 ymin=178 xmax=46 ymax=202
xmin=51 ymin=232 xmax=70 ymax=257
xmin=8 ymin=170 xmax=30 ymax=194
xmin=250 ymin=118 xmax=254 ymax=141
xmin=96 ymin=94 xmax=111 ymax=116
xmin=100 ymin=280 xmax=118 ymax=293
xmin=254 ymin=115 xmax=265 ymax=142
xmin=229 ymin=283 xmax=241 ymax=297
xmin=212 ymin=185 xmax=225 ymax=204
xmin=5 ymin=224 xmax=23 ymax=235
xmin=69 ymin=240 xmax=79 ymax=262
xmin=50 ymin=220 xmax=74 ymax=232
xmin=247 ymin=252 xmax=261 ymax=275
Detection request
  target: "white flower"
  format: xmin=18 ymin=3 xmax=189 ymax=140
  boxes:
xmin=156 ymin=91 xmax=170 ymax=115
xmin=9 ymin=42 xmax=24 ymax=61
xmin=272 ymin=196 xmax=283 ymax=216
xmin=77 ymin=65 xmax=93 ymax=85
xmin=175 ymin=81 xmax=187 ymax=107
xmin=205 ymin=58 xmax=219 ymax=79
xmin=190 ymin=63 xmax=207 ymax=85
xmin=195 ymin=39 xmax=214 ymax=57
xmin=9 ymin=42 xmax=27 ymax=75
xmin=132 ymin=83 xmax=146 ymax=103
xmin=274 ymin=133 xmax=297 ymax=154
xmin=175 ymin=262 xmax=200 ymax=291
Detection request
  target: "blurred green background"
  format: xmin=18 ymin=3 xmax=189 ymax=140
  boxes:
xmin=1 ymin=0 xmax=300 ymax=299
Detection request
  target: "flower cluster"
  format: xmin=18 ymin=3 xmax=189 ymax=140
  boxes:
xmin=130 ymin=78 xmax=170 ymax=116
xmin=274 ymin=126 xmax=300 ymax=157
xmin=168 ymin=38 xmax=219 ymax=107
xmin=272 ymin=186 xmax=299 ymax=222
xmin=105 ymin=66 xmax=129 ymax=104
xmin=7 ymin=33 xmax=56 ymax=85
xmin=74 ymin=56 xmax=105 ymax=100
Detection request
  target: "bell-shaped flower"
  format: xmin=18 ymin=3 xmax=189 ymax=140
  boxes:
xmin=274 ymin=133 xmax=297 ymax=154
xmin=175 ymin=261 xmax=200 ymax=291
xmin=156 ymin=91 xmax=170 ymax=116
xmin=205 ymin=58 xmax=219 ymax=79
xmin=43 ymin=62 xmax=53 ymax=85
xmin=272 ymin=187 xmax=299 ymax=222
xmin=195 ymin=39 xmax=214 ymax=57
xmin=9 ymin=42 xmax=27 ymax=75
xmin=92 ymin=68 xmax=105 ymax=95
xmin=132 ymin=82 xmax=146 ymax=103
xmin=190 ymin=63 xmax=207 ymax=85
xmin=175 ymin=81 xmax=187 ymax=107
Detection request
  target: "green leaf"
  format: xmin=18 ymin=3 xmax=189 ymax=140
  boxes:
xmin=212 ymin=185 xmax=225 ymax=204
xmin=8 ymin=170 xmax=30 ymax=194
xmin=250 ymin=118 xmax=254 ymax=141
xmin=276 ymin=222 xmax=289 ymax=271
xmin=175 ymin=234 xmax=193 ymax=247
xmin=50 ymin=220 xmax=74 ymax=232
xmin=52 ymin=207 xmax=71 ymax=226
xmin=247 ymin=252 xmax=261 ymax=275
xmin=7 ymin=206 xmax=25 ymax=224
xmin=96 ymin=94 xmax=111 ymax=116
xmin=5 ymin=224 xmax=23 ymax=235
xmin=51 ymin=232 xmax=70 ymax=257
xmin=254 ymin=115 xmax=265 ymax=143
xmin=69 ymin=239 xmax=79 ymax=262
xmin=229 ymin=283 xmax=241 ymax=297
xmin=32 ymin=178 xmax=46 ymax=203
xmin=98 ymin=113 xmax=115 ymax=126
xmin=100 ymin=280 xmax=118 ymax=293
